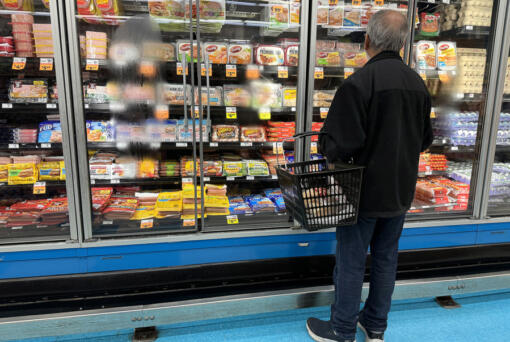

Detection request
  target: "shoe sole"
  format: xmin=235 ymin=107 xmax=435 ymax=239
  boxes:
xmin=306 ymin=322 xmax=355 ymax=342
xmin=357 ymin=322 xmax=383 ymax=342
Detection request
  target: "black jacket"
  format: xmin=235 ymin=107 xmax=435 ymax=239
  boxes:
xmin=319 ymin=51 xmax=433 ymax=217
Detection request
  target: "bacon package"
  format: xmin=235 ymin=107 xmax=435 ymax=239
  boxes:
xmin=203 ymin=42 xmax=227 ymax=64
xmin=255 ymin=45 xmax=284 ymax=66
xmin=241 ymin=125 xmax=266 ymax=142
xmin=11 ymin=13 xmax=34 ymax=57
xmin=212 ymin=124 xmax=239 ymax=142
xmin=227 ymin=44 xmax=252 ymax=64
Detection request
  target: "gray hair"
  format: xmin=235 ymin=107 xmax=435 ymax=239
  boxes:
xmin=366 ymin=10 xmax=409 ymax=52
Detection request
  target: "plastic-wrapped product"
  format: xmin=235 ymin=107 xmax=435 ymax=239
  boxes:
xmin=246 ymin=195 xmax=275 ymax=212
xmin=202 ymin=159 xmax=223 ymax=176
xmin=416 ymin=40 xmax=437 ymax=70
xmin=84 ymin=82 xmax=110 ymax=104
xmin=343 ymin=6 xmax=361 ymax=27
xmin=222 ymin=161 xmax=246 ymax=177
xmin=77 ymin=0 xmax=102 ymax=24
xmin=91 ymin=187 xmax=113 ymax=212
xmin=420 ymin=12 xmax=440 ymax=37
xmin=111 ymin=157 xmax=137 ymax=179
xmin=8 ymin=163 xmax=38 ymax=185
xmin=285 ymin=45 xmax=299 ymax=66
xmin=86 ymin=31 xmax=107 ymax=59
xmin=241 ymin=125 xmax=266 ymax=142
xmin=255 ymin=45 xmax=285 ymax=66
xmin=316 ymin=51 xmax=342 ymax=66
xmin=159 ymin=160 xmax=180 ymax=177
xmin=246 ymin=160 xmax=270 ymax=176
xmin=161 ymin=83 xmax=191 ymax=105
xmin=176 ymin=40 xmax=202 ymax=62
xmin=142 ymin=42 xmax=176 ymax=61
xmin=205 ymin=184 xmax=227 ymax=196
xmin=316 ymin=40 xmax=336 ymax=51
xmin=313 ymin=89 xmax=336 ymax=107
xmin=33 ymin=23 xmax=53 ymax=58
xmin=94 ymin=0 xmax=122 ymax=25
xmin=203 ymin=42 xmax=228 ymax=64
xmin=137 ymin=158 xmax=159 ymax=178
xmin=223 ymin=85 xmax=251 ymax=107
xmin=228 ymin=43 xmax=253 ymax=64
xmin=250 ymin=81 xmax=282 ymax=108
xmin=11 ymin=13 xmax=34 ymax=57
xmin=437 ymin=41 xmax=456 ymax=71
xmin=317 ymin=0 xmax=329 ymax=25
xmin=328 ymin=6 xmax=343 ymax=27
xmin=38 ymin=161 xmax=61 ymax=181
xmin=212 ymin=125 xmax=238 ymax=142
xmin=86 ymin=120 xmax=114 ymax=142
xmin=267 ymin=3 xmax=289 ymax=30
xmin=2 ymin=0 xmax=33 ymax=10
xmin=195 ymin=86 xmax=223 ymax=106
xmin=102 ymin=196 xmax=138 ymax=220
xmin=9 ymin=79 xmax=48 ymax=103
xmin=282 ymin=87 xmax=296 ymax=107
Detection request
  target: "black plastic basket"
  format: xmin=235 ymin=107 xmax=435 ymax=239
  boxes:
xmin=275 ymin=132 xmax=364 ymax=231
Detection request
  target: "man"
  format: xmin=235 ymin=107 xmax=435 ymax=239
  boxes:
xmin=306 ymin=10 xmax=433 ymax=342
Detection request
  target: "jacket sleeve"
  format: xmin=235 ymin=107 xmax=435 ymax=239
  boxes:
xmin=421 ymin=92 xmax=433 ymax=152
xmin=319 ymin=80 xmax=367 ymax=162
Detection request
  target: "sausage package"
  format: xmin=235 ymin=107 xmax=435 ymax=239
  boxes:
xmin=91 ymin=187 xmax=113 ymax=212
xmin=223 ymin=85 xmax=251 ymax=107
xmin=77 ymin=0 xmax=102 ymax=24
xmin=39 ymin=161 xmax=61 ymax=181
xmin=212 ymin=125 xmax=239 ymax=142
xmin=203 ymin=42 xmax=228 ymax=64
xmin=228 ymin=44 xmax=253 ymax=64
xmin=255 ymin=45 xmax=284 ymax=66
xmin=241 ymin=125 xmax=266 ymax=142
xmin=316 ymin=51 xmax=342 ymax=66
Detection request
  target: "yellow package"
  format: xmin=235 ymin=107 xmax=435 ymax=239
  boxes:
xmin=155 ymin=200 xmax=182 ymax=212
xmin=1 ymin=0 xmax=34 ymax=11
xmin=38 ymin=161 xmax=61 ymax=181
xmin=204 ymin=195 xmax=229 ymax=208
xmin=205 ymin=208 xmax=230 ymax=216
xmin=130 ymin=206 xmax=155 ymax=220
xmin=0 ymin=164 xmax=8 ymax=183
xmin=181 ymin=213 xmax=205 ymax=220
xmin=183 ymin=202 xmax=203 ymax=210
xmin=94 ymin=0 xmax=122 ymax=25
xmin=184 ymin=160 xmax=199 ymax=176
xmin=60 ymin=161 xmax=66 ymax=181
xmin=182 ymin=187 xmax=203 ymax=199
xmin=138 ymin=158 xmax=158 ymax=178
xmin=8 ymin=163 xmax=37 ymax=185
xmin=156 ymin=191 xmax=182 ymax=202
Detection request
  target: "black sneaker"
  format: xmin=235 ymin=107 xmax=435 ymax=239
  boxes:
xmin=357 ymin=322 xmax=384 ymax=342
xmin=306 ymin=317 xmax=356 ymax=342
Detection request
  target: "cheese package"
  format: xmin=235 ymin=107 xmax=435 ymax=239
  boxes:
xmin=8 ymin=163 xmax=37 ymax=185
xmin=416 ymin=40 xmax=437 ymax=70
xmin=130 ymin=206 xmax=155 ymax=221
xmin=228 ymin=44 xmax=253 ymax=64
xmin=282 ymin=87 xmax=297 ymax=107
xmin=285 ymin=45 xmax=299 ymax=66
xmin=437 ymin=41 xmax=456 ymax=71
xmin=255 ymin=45 xmax=285 ymax=66
xmin=212 ymin=125 xmax=239 ymax=142
xmin=203 ymin=42 xmax=228 ymax=64
xmin=250 ymin=81 xmax=282 ymax=108
xmin=223 ymin=85 xmax=251 ymax=107
xmin=204 ymin=195 xmax=229 ymax=208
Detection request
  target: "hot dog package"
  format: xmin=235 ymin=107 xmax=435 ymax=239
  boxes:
xmin=212 ymin=125 xmax=239 ymax=142
xmin=241 ymin=125 xmax=266 ymax=142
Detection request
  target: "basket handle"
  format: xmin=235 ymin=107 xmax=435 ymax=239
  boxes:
xmin=277 ymin=131 xmax=325 ymax=167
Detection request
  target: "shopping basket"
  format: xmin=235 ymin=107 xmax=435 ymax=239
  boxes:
xmin=275 ymin=132 xmax=364 ymax=231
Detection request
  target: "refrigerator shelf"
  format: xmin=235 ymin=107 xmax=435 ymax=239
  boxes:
xmin=89 ymin=175 xmax=279 ymax=186
xmin=0 ymin=143 xmax=62 ymax=151
xmin=202 ymin=212 xmax=290 ymax=233
xmin=87 ymin=141 xmax=294 ymax=150
xmin=92 ymin=217 xmax=198 ymax=237
xmin=0 ymin=181 xmax=66 ymax=189
xmin=0 ymin=103 xmax=58 ymax=113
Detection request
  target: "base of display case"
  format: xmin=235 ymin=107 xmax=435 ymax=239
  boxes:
xmin=203 ymin=212 xmax=291 ymax=232
xmin=92 ymin=217 xmax=198 ymax=237
xmin=0 ymin=224 xmax=69 ymax=244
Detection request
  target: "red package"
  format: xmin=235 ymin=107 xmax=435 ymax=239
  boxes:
xmin=91 ymin=187 xmax=113 ymax=212
xmin=267 ymin=121 xmax=295 ymax=128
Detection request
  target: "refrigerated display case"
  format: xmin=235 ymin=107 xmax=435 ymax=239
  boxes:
xmin=67 ymin=0 xmax=307 ymax=238
xmin=0 ymin=0 xmax=78 ymax=244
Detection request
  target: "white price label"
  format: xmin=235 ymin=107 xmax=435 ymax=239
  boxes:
xmin=226 ymin=176 xmax=235 ymax=181
xmin=451 ymin=146 xmax=459 ymax=151
xmin=182 ymin=177 xmax=192 ymax=183
xmin=422 ymin=206 xmax=431 ymax=209
xmin=2 ymin=103 xmax=12 ymax=109
xmin=320 ymin=107 xmax=329 ymax=119
xmin=226 ymin=215 xmax=239 ymax=224
xmin=246 ymin=175 xmax=255 ymax=180
xmin=102 ymin=220 xmax=113 ymax=225
xmin=41 ymin=143 xmax=51 ymax=148
xmin=466 ymin=25 xmax=474 ymax=31
xmin=46 ymin=103 xmax=57 ymax=109
xmin=176 ymin=142 xmax=188 ymax=147
xmin=469 ymin=93 xmax=475 ymax=98
xmin=457 ymin=93 xmax=464 ymax=99
xmin=203 ymin=177 xmax=211 ymax=182
xmin=84 ymin=103 xmax=90 ymax=109
xmin=11 ymin=226 xmax=23 ymax=230
xmin=111 ymin=179 xmax=120 ymax=184
xmin=91 ymin=179 xmax=96 ymax=184
xmin=272 ymin=175 xmax=278 ymax=179
xmin=442 ymin=0 xmax=450 ymax=3
xmin=209 ymin=142 xmax=218 ymax=147
xmin=150 ymin=142 xmax=161 ymax=149
xmin=241 ymin=142 xmax=253 ymax=147
xmin=116 ymin=142 xmax=128 ymax=149
xmin=427 ymin=0 xmax=434 ymax=3
xmin=8 ymin=144 xmax=19 ymax=149
xmin=291 ymin=107 xmax=296 ymax=112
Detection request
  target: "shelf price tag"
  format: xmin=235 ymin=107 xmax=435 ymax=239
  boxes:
xmin=344 ymin=67 xmax=354 ymax=79
xmin=352 ymin=0 xmax=361 ymax=5
xmin=273 ymin=142 xmax=284 ymax=154
xmin=226 ymin=106 xmax=237 ymax=119
xmin=226 ymin=176 xmax=235 ymax=181
xmin=466 ymin=25 xmax=474 ymax=31
xmin=111 ymin=179 xmax=120 ymax=184
xmin=41 ymin=143 xmax=51 ymax=148
xmin=192 ymin=105 xmax=200 ymax=118
xmin=12 ymin=57 xmax=26 ymax=70
xmin=310 ymin=142 xmax=318 ymax=154
xmin=203 ymin=177 xmax=211 ymax=182
xmin=278 ymin=66 xmax=288 ymax=79
xmin=33 ymin=181 xmax=46 ymax=195
xmin=209 ymin=142 xmax=218 ymax=147
xmin=2 ymin=103 xmax=12 ymax=109
xmin=442 ymin=0 xmax=450 ymax=3
xmin=8 ymin=143 xmax=19 ymax=149
xmin=150 ymin=142 xmax=161 ymax=149
xmin=46 ymin=103 xmax=57 ymax=109
xmin=201 ymin=63 xmax=212 ymax=77
xmin=182 ymin=177 xmax=193 ymax=183
xmin=155 ymin=105 xmax=169 ymax=120
xmin=102 ymin=220 xmax=113 ymax=225
xmin=246 ymin=175 xmax=255 ymax=180
xmin=140 ymin=219 xmax=154 ymax=229
xmin=258 ymin=107 xmax=271 ymax=120
xmin=430 ymin=107 xmax=436 ymax=119
xmin=240 ymin=142 xmax=252 ymax=147
xmin=246 ymin=64 xmax=260 ymax=80
xmin=176 ymin=142 xmax=188 ymax=147
xmin=374 ymin=0 xmax=384 ymax=6
xmin=40 ymin=58 xmax=53 ymax=71
xmin=329 ymin=0 xmax=338 ymax=4
xmin=320 ymin=107 xmax=329 ymax=119
xmin=451 ymin=146 xmax=459 ymax=151
xmin=314 ymin=67 xmax=324 ymax=79
xmin=85 ymin=59 xmax=99 ymax=71
xmin=227 ymin=215 xmax=239 ymax=224
xmin=176 ymin=62 xmax=188 ymax=75
xmin=226 ymin=64 xmax=237 ymax=78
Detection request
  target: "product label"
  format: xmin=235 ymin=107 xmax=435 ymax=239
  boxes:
xmin=226 ymin=107 xmax=237 ymax=119
xmin=344 ymin=68 xmax=354 ymax=79
xmin=140 ymin=219 xmax=154 ymax=229
xmin=40 ymin=58 xmax=53 ymax=71
xmin=278 ymin=66 xmax=288 ymax=79
xmin=201 ymin=63 xmax=212 ymax=77
xmin=33 ymin=181 xmax=46 ymax=195
xmin=85 ymin=59 xmax=99 ymax=71
xmin=226 ymin=64 xmax=237 ymax=78
xmin=314 ymin=67 xmax=324 ymax=79
xmin=12 ymin=57 xmax=26 ymax=70
xmin=320 ymin=107 xmax=329 ymax=119
xmin=140 ymin=60 xmax=156 ymax=77
xmin=176 ymin=62 xmax=189 ymax=76
xmin=227 ymin=215 xmax=239 ymax=224
xmin=246 ymin=65 xmax=260 ymax=79
xmin=258 ymin=108 xmax=271 ymax=120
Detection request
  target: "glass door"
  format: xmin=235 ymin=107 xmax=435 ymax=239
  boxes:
xmin=196 ymin=0 xmax=305 ymax=232
xmin=408 ymin=0 xmax=499 ymax=218
xmin=0 ymin=0 xmax=77 ymax=243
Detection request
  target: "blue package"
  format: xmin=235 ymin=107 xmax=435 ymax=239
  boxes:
xmin=38 ymin=121 xmax=61 ymax=143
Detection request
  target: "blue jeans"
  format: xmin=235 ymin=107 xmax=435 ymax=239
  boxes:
xmin=331 ymin=214 xmax=405 ymax=340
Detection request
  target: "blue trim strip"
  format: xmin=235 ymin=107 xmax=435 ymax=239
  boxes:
xmin=0 ymin=222 xmax=507 ymax=280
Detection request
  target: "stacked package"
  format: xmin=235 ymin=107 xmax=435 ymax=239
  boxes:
xmin=11 ymin=14 xmax=34 ymax=57
xmin=204 ymin=184 xmax=229 ymax=216
xmin=7 ymin=199 xmax=49 ymax=227
xmin=455 ymin=48 xmax=486 ymax=94
xmin=91 ymin=187 xmax=113 ymax=212
xmin=182 ymin=183 xmax=202 ymax=220
xmin=102 ymin=196 xmax=138 ymax=220
xmin=441 ymin=0 xmax=492 ymax=30
xmin=266 ymin=121 xmax=295 ymax=142
xmin=419 ymin=153 xmax=448 ymax=173
xmin=496 ymin=113 xmax=510 ymax=145
xmin=222 ymin=154 xmax=246 ymax=177
xmin=33 ymin=23 xmax=53 ymax=57
xmin=154 ymin=191 xmax=182 ymax=219
xmin=130 ymin=192 xmax=158 ymax=221
xmin=431 ymin=177 xmax=469 ymax=211
xmin=86 ymin=31 xmax=107 ymax=59
xmin=160 ymin=161 xmax=180 ymax=177
xmin=434 ymin=111 xmax=478 ymax=146
xmin=40 ymin=197 xmax=68 ymax=225
xmin=448 ymin=162 xmax=472 ymax=184
xmin=264 ymin=188 xmax=285 ymax=212
xmin=489 ymin=163 xmax=510 ymax=200
xmin=0 ymin=36 xmax=14 ymax=57
xmin=311 ymin=122 xmax=323 ymax=142
xmin=415 ymin=179 xmax=451 ymax=206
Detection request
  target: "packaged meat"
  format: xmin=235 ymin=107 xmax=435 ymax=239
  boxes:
xmin=241 ymin=125 xmax=266 ymax=142
xmin=161 ymin=83 xmax=191 ymax=105
xmin=137 ymin=158 xmax=159 ymax=178
xmin=2 ymin=0 xmax=33 ymax=10
xmin=38 ymin=121 xmax=62 ymax=143
xmin=420 ymin=12 xmax=440 ymax=37
xmin=86 ymin=120 xmax=114 ymax=142
xmin=255 ymin=45 xmax=284 ymax=66
xmin=282 ymin=87 xmax=296 ymax=107
xmin=102 ymin=197 xmax=138 ymax=220
xmin=223 ymin=85 xmax=251 ymax=107
xmin=316 ymin=51 xmax=342 ymax=66
xmin=91 ymin=187 xmax=113 ymax=212
xmin=8 ymin=163 xmax=37 ymax=185
xmin=203 ymin=42 xmax=228 ymax=64
xmin=316 ymin=40 xmax=336 ymax=51
xmin=0 ymin=163 xmax=8 ymax=183
xmin=212 ymin=125 xmax=239 ymax=142
xmin=344 ymin=49 xmax=368 ymax=68
xmin=86 ymin=31 xmax=107 ymax=59
xmin=111 ymin=157 xmax=137 ymax=179
xmin=437 ymin=41 xmax=456 ymax=71
xmin=9 ymin=79 xmax=48 ymax=103
xmin=195 ymin=86 xmax=223 ymax=106
xmin=41 ymin=0 xmax=50 ymax=8
xmin=290 ymin=2 xmax=300 ymax=27
xmin=416 ymin=40 xmax=437 ymax=70
xmin=343 ymin=6 xmax=361 ymax=27
xmin=285 ymin=45 xmax=299 ymax=66
xmin=245 ymin=160 xmax=270 ymax=177
xmin=33 ymin=24 xmax=53 ymax=58
xmin=94 ymin=0 xmax=122 ymax=25
xmin=228 ymin=44 xmax=253 ymax=64
xmin=39 ymin=161 xmax=61 ymax=181
xmin=250 ymin=81 xmax=282 ymax=108
xmin=267 ymin=3 xmax=289 ymax=30
xmin=313 ymin=89 xmax=336 ymax=108
xmin=317 ymin=0 xmax=329 ymax=25
xmin=267 ymin=121 xmax=295 ymax=128
xmin=84 ymin=82 xmax=110 ymax=104
xmin=11 ymin=13 xmax=34 ymax=57
xmin=142 ymin=42 xmax=176 ymax=61
xmin=77 ymin=0 xmax=102 ymax=24
xmin=177 ymin=40 xmax=202 ymax=62
xmin=328 ymin=6 xmax=344 ymax=27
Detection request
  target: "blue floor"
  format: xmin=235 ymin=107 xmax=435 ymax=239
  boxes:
xmin=20 ymin=291 xmax=510 ymax=341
